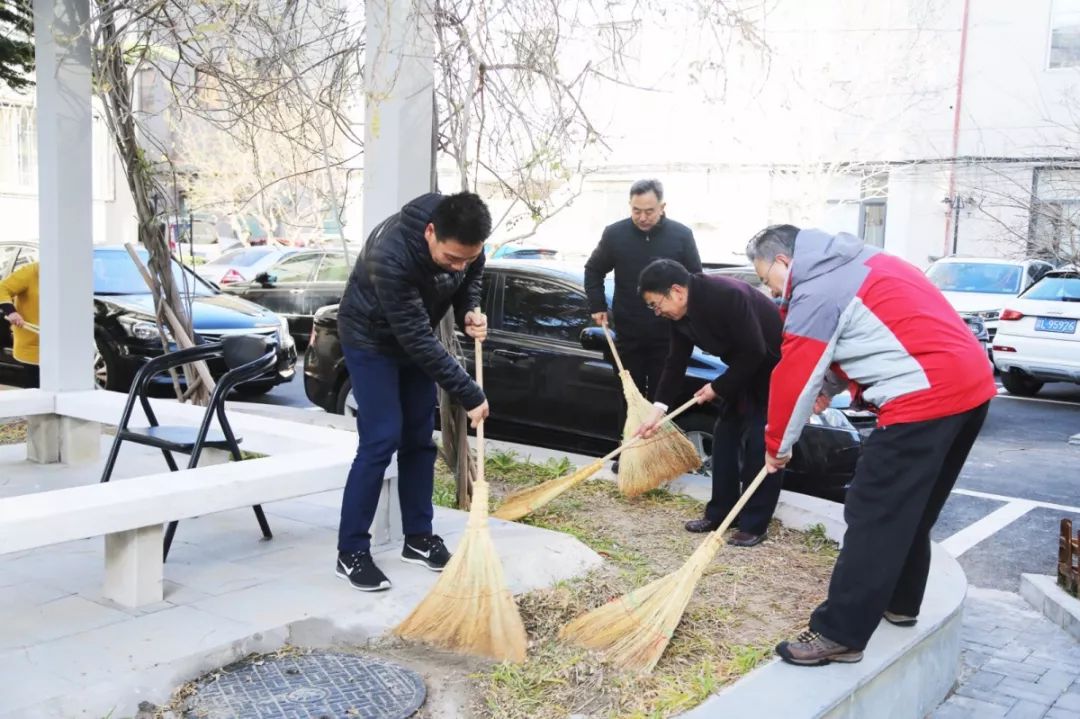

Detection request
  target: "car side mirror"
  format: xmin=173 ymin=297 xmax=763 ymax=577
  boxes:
xmin=580 ymin=326 xmax=611 ymax=353
xmin=254 ymin=272 xmax=276 ymax=286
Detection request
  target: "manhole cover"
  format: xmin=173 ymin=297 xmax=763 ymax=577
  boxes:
xmin=185 ymin=651 xmax=426 ymax=719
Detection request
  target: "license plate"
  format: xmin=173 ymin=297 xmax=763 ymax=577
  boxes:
xmin=1034 ymin=317 xmax=1078 ymax=334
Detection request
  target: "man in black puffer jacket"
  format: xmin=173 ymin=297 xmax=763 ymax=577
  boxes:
xmin=584 ymin=179 xmax=701 ymax=470
xmin=335 ymin=192 xmax=492 ymax=592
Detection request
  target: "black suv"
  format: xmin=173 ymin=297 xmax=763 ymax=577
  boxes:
xmin=0 ymin=241 xmax=297 ymax=394
xmin=305 ymin=260 xmax=876 ymax=502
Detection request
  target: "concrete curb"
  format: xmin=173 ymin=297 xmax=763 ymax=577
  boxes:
xmin=1020 ymin=573 xmax=1080 ymax=642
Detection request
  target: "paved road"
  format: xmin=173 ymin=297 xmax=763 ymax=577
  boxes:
xmin=931 ymin=382 xmax=1080 ymax=591
xmin=256 ymin=369 xmax=1080 ymax=591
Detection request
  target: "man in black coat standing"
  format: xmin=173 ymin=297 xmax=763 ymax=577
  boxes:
xmin=635 ymin=259 xmax=783 ymax=545
xmin=584 ymin=180 xmax=701 ymax=470
xmin=335 ymin=192 xmax=492 ymax=591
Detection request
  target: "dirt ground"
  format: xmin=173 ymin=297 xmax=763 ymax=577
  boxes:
xmin=155 ymin=450 xmax=837 ymax=719
xmin=380 ymin=451 xmax=838 ymax=719
xmin=0 ymin=418 xmax=27 ymax=445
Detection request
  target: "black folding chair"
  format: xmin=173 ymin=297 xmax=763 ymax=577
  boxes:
xmin=99 ymin=334 xmax=279 ymax=561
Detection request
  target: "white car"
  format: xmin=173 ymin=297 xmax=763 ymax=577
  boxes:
xmin=926 ymin=257 xmax=1055 ymax=343
xmin=992 ymin=266 xmax=1080 ymax=396
xmin=195 ymin=246 xmax=296 ymax=287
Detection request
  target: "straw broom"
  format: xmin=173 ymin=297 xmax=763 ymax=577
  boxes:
xmin=492 ymin=396 xmax=699 ymax=521
xmin=559 ymin=465 xmax=770 ymax=674
xmin=392 ymin=335 xmax=528 ymax=663
xmin=601 ymin=321 xmax=702 ymax=497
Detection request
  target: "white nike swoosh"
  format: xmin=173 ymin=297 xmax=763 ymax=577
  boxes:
xmin=339 ymin=560 xmax=354 ymax=573
xmin=408 ymin=545 xmax=432 ymax=558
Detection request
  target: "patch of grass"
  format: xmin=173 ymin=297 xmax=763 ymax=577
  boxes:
xmin=0 ymin=419 xmax=27 ymax=446
xmin=802 ymin=522 xmax=839 ymax=558
xmin=433 ymin=472 xmax=457 ymax=509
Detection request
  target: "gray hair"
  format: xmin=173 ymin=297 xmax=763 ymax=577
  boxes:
xmin=630 ymin=179 xmax=664 ymax=202
xmin=746 ymin=224 xmax=801 ymax=263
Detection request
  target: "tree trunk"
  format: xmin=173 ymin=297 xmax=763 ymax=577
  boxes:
xmin=435 ymin=310 xmax=476 ymax=509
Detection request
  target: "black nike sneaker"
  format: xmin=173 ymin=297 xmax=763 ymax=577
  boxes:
xmin=401 ymin=534 xmax=452 ymax=572
xmin=335 ymin=550 xmax=391 ymax=591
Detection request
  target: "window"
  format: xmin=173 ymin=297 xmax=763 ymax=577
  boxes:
xmin=1030 ymin=168 xmax=1080 ymax=261
xmin=501 ymin=276 xmax=590 ymax=342
xmin=1050 ymin=1 xmax=1080 ymax=68
xmin=92 ymin=250 xmax=214 ymax=296
xmin=270 ymin=254 xmax=321 ymax=283
xmin=0 ymin=246 xmax=20 ymax=277
xmin=0 ymin=103 xmax=36 ymax=190
xmin=1023 ymin=273 xmax=1080 ymax=300
xmin=315 ymin=253 xmax=350 ymax=282
xmin=12 ymin=246 xmax=36 ymax=270
xmin=926 ymin=262 xmax=1023 ymax=295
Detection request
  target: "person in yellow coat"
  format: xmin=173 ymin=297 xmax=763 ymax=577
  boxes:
xmin=0 ymin=261 xmax=40 ymax=387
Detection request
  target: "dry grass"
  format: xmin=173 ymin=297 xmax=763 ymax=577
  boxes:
xmin=427 ymin=451 xmax=837 ymax=718
xmin=164 ymin=452 xmax=836 ymax=719
xmin=0 ymin=419 xmax=27 ymax=445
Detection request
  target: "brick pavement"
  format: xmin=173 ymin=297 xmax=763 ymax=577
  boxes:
xmin=932 ymin=588 xmax=1080 ymax=719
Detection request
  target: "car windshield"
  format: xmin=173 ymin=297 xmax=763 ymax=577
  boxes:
xmin=927 ymin=262 xmax=1023 ymax=294
xmin=207 ymin=247 xmax=279 ymax=267
xmin=1022 ymin=274 xmax=1080 ymax=302
xmin=93 ymin=250 xmax=216 ymax=296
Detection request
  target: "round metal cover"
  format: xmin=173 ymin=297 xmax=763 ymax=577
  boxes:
xmin=185 ymin=651 xmax=426 ymax=719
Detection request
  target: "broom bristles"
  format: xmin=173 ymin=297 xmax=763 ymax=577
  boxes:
xmin=615 ymin=372 xmax=702 ymax=498
xmin=493 ymin=459 xmax=606 ymax=521
xmin=559 ymin=530 xmax=724 ymax=673
xmin=393 ymin=479 xmax=528 ymax=663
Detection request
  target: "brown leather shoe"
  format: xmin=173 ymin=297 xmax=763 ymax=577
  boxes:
xmin=883 ymin=610 xmax=917 ymax=627
xmin=684 ymin=518 xmax=720 ymax=533
xmin=728 ymin=530 xmax=766 ymax=547
xmin=776 ymin=630 xmax=863 ymax=666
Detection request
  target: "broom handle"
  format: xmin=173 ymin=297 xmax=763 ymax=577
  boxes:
xmin=698 ymin=465 xmax=770 ymax=559
xmin=600 ymin=318 xmax=625 ymax=374
xmin=595 ymin=395 xmax=699 ymax=464
xmin=474 ymin=319 xmax=485 ymax=487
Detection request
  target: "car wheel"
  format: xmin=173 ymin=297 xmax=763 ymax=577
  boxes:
xmin=234 ymin=381 xmax=276 ymax=397
xmin=676 ymin=413 xmax=714 ymax=477
xmin=1001 ymin=371 xmax=1043 ymax=397
xmin=93 ymin=336 xmax=130 ymax=391
xmin=335 ymin=376 xmax=355 ymax=416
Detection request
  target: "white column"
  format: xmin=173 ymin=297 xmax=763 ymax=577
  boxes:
xmin=104 ymin=525 xmax=164 ymax=607
xmin=363 ymin=0 xmax=436 ymax=543
xmin=362 ymin=0 xmax=435 ymax=237
xmin=31 ymin=0 xmax=100 ymax=463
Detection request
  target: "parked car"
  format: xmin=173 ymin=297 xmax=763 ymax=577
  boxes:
xmin=926 ymin=256 xmax=1054 ymax=343
xmin=305 ymin=260 xmax=877 ymax=502
xmin=221 ymin=249 xmax=353 ymax=343
xmin=992 ymin=265 xmax=1080 ymax=396
xmin=0 ymin=241 xmax=297 ymax=394
xmin=195 ymin=246 xmax=297 ymax=287
xmin=487 ymin=240 xmax=562 ymax=261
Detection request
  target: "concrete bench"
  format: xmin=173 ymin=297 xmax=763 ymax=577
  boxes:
xmin=0 ymin=388 xmax=403 ymax=608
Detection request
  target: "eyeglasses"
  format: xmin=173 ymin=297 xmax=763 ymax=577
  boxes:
xmin=645 ymin=294 xmax=668 ymax=312
xmin=757 ymin=259 xmax=777 ymax=285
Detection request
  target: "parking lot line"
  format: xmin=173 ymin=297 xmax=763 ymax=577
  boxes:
xmin=940 ymin=500 xmax=1037 ymax=557
xmin=993 ymin=388 xmax=1080 ymax=408
xmin=952 ymin=487 xmax=1080 ymax=515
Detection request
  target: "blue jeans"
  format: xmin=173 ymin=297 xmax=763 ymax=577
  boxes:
xmin=337 ymin=345 xmax=438 ymax=553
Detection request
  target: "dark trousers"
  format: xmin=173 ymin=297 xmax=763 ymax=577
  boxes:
xmin=809 ymin=401 xmax=990 ymax=650
xmin=337 ymin=345 xmax=438 ymax=553
xmin=19 ymin=361 xmax=39 ymax=388
xmin=616 ymin=338 xmax=668 ymax=402
xmin=705 ymin=406 xmax=781 ymax=536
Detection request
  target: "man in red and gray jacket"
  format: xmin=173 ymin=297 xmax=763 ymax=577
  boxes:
xmin=747 ymin=224 xmax=995 ymax=666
